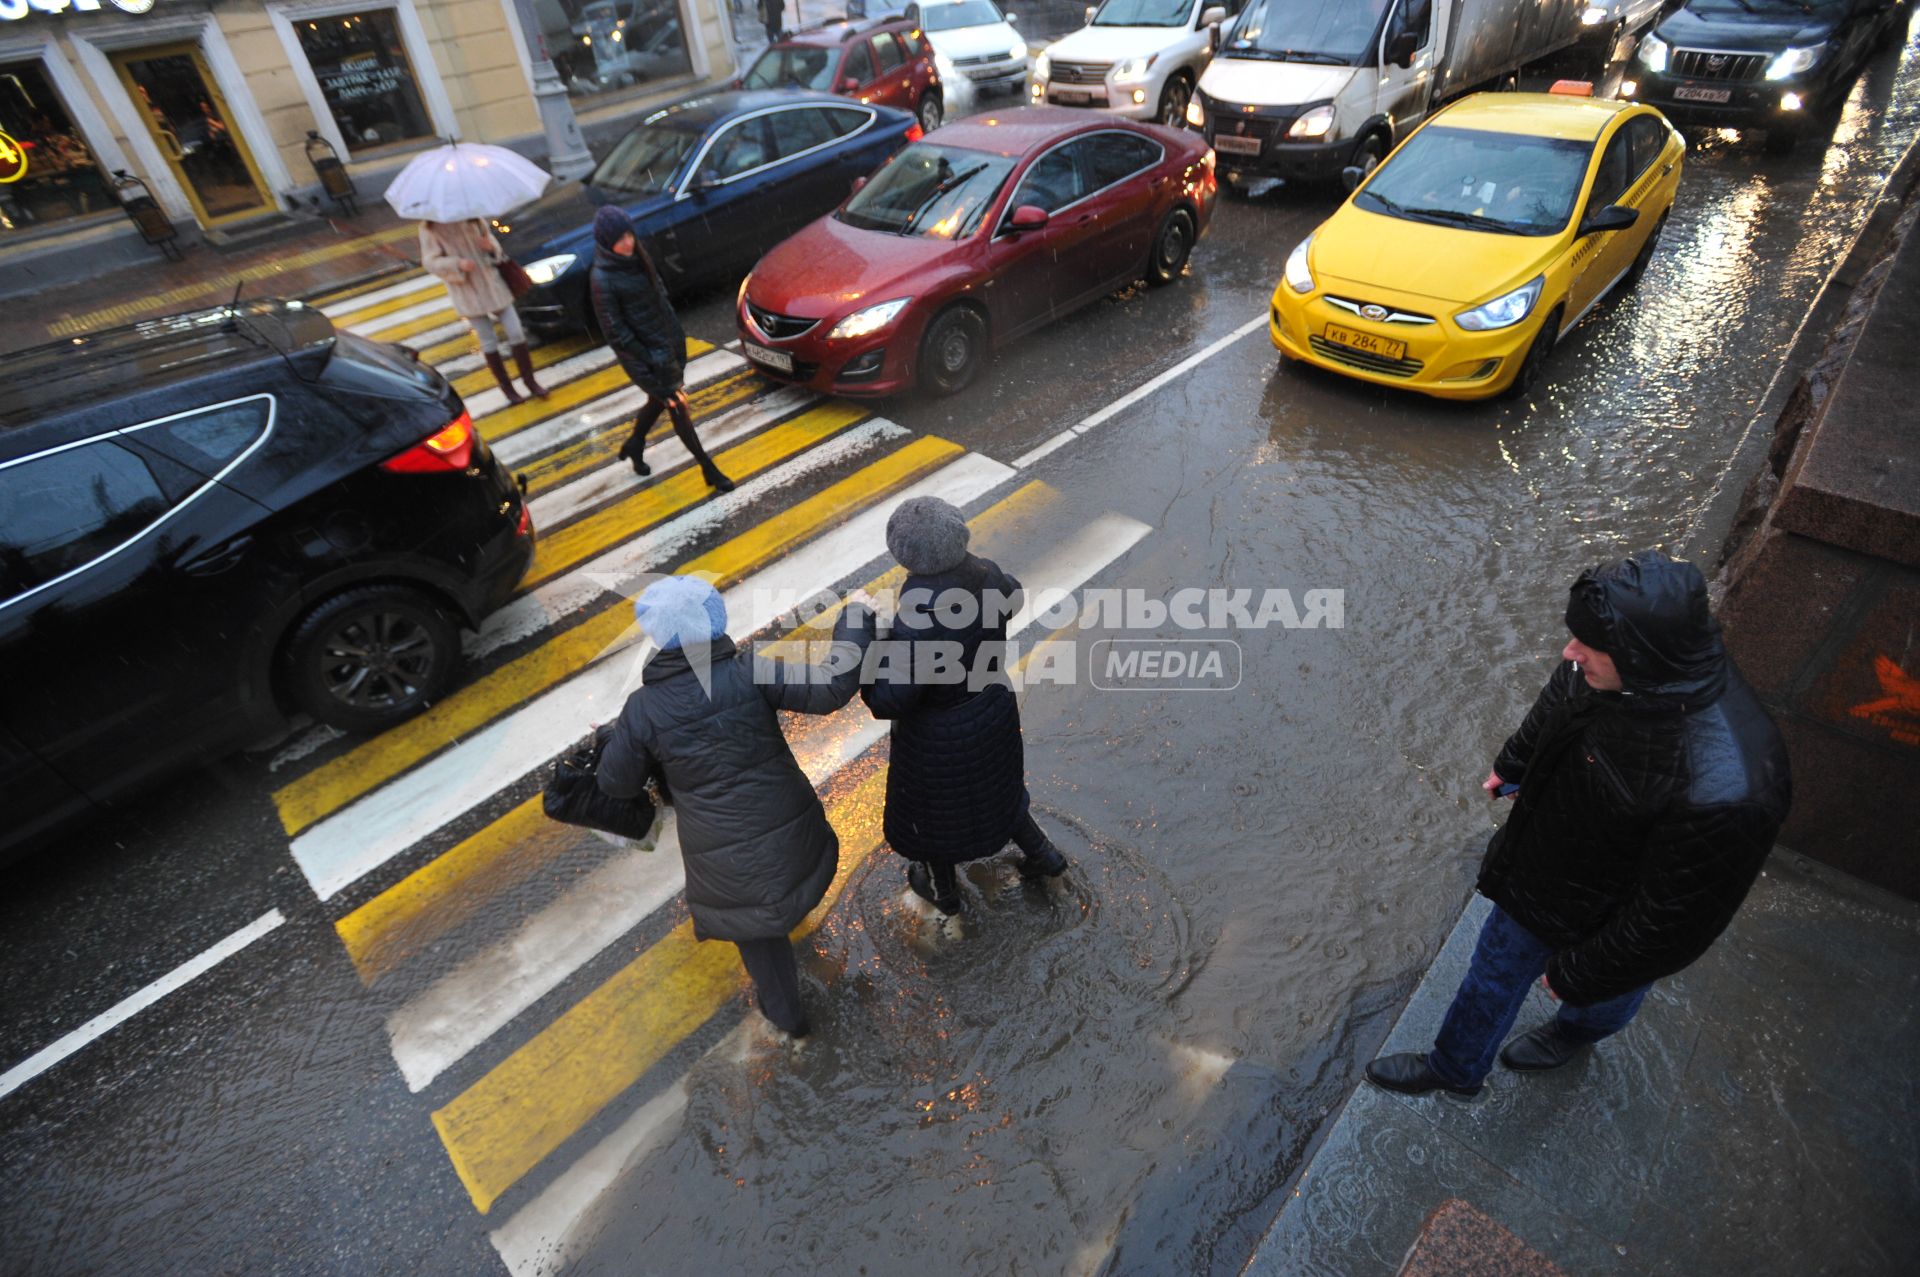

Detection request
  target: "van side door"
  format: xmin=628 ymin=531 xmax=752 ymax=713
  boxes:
xmin=1376 ymin=0 xmax=1437 ymax=139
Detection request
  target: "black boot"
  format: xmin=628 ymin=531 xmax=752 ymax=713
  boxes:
xmin=1016 ymin=839 xmax=1068 ymax=880
xmin=617 ymin=434 xmax=651 ymax=477
xmin=1364 ymin=1052 xmax=1482 ymax=1099
xmin=1500 ymin=1023 xmax=1589 ymax=1072
xmin=702 ymin=463 xmax=736 ymax=493
xmin=906 ymin=863 xmax=961 ymax=916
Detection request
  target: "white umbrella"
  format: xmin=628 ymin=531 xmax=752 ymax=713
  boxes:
xmin=382 ymin=140 xmax=553 ymax=223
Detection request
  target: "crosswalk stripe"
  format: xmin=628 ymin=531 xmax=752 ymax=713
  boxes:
xmin=347 ymin=296 xmax=456 ymax=340
xmin=273 ymin=433 xmax=965 ymax=844
xmin=491 ymin=358 xmax=758 ymax=472
xmin=430 ymin=763 xmax=891 ymax=1215
xmin=284 ymin=449 xmax=1009 ymax=899
xmin=522 ymin=402 xmax=871 ymax=589
xmin=305 ymin=268 xmax=414 ymax=310
xmin=471 ymin=354 xmax=734 ymax=447
xmin=325 ymin=278 xmax=443 ymax=328
xmin=461 ymin=347 xmax=624 ymax=424
xmin=373 ymin=481 xmax=1064 ymax=1089
xmin=515 ymin=374 xmax=781 ymax=500
xmin=410 ymin=326 xmax=484 ymax=364
xmin=446 ymin=337 xmax=594 ymax=398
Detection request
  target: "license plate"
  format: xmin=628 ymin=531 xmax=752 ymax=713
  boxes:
xmin=1051 ymin=88 xmax=1105 ymax=106
xmin=1213 ymin=134 xmax=1261 ymax=156
xmin=1322 ymin=323 xmax=1406 ymax=362
xmin=1673 ymin=85 xmax=1733 ymax=104
xmin=743 ymin=341 xmax=793 ymax=374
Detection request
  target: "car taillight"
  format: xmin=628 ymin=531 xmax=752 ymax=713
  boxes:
xmin=905 ymin=124 xmax=925 ymax=144
xmin=516 ymin=502 xmax=532 ymax=536
xmin=381 ymin=411 xmax=475 ymax=474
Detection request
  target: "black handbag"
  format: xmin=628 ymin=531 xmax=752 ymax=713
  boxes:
xmin=542 ymin=731 xmax=662 ymax=840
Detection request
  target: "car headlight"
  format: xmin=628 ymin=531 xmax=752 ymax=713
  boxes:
xmin=1034 ymin=52 xmax=1051 ymax=80
xmin=1765 ymin=45 xmax=1822 ymax=81
xmin=1455 ymin=275 xmax=1544 ymax=332
xmin=1637 ymin=33 xmax=1668 ymax=74
xmin=1009 ymin=42 xmax=1027 ymax=60
xmin=1113 ymin=54 xmax=1157 ymax=83
xmin=828 ymin=298 xmax=912 ymax=340
xmin=1580 ymin=5 xmax=1609 ymax=26
xmin=1284 ymin=233 xmax=1315 ymax=295
xmin=523 ymin=253 xmax=576 ymax=285
xmin=1288 ymin=105 xmax=1334 ymax=140
xmin=1186 ymin=97 xmax=1206 ymax=127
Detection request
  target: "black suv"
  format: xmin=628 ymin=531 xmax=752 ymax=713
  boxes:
xmin=0 ymin=301 xmax=534 ymax=862
xmin=1631 ymin=0 xmax=1913 ymax=152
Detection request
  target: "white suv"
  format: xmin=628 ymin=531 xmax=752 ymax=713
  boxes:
xmin=907 ymin=0 xmax=1031 ymax=96
xmin=1029 ymin=0 xmax=1231 ymax=127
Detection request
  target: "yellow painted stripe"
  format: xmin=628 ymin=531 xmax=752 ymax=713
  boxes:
xmin=522 ymin=400 xmax=871 ymax=589
xmin=363 ymin=306 xmax=460 ymax=344
xmin=413 ymin=329 xmax=481 ymax=364
xmin=431 ymin=762 xmax=890 ymax=1213
xmin=333 ymin=797 xmax=565 ymax=985
xmin=330 ymin=280 xmax=446 ymax=331
xmin=447 ymin=337 xmax=594 ymax=399
xmin=305 ymin=268 xmax=418 ymax=310
xmin=516 ymin=371 xmax=763 ymax=500
xmin=271 ymin=432 xmax=962 ymax=837
xmin=467 ymin=340 xmax=718 ymax=446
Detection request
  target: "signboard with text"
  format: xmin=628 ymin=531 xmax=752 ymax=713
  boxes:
xmin=1 ymin=0 xmax=158 ymax=21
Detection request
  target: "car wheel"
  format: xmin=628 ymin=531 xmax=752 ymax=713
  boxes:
xmin=917 ymin=92 xmax=944 ymax=132
xmin=1146 ymin=207 xmax=1196 ymax=286
xmin=286 ymin=585 xmax=460 ymax=733
xmin=1620 ymin=210 xmax=1669 ymax=293
xmin=1352 ymin=132 xmax=1388 ymax=183
xmin=1500 ymin=307 xmax=1562 ymax=402
xmin=1157 ymin=75 xmax=1192 ymax=128
xmin=918 ymin=305 xmax=987 ymax=397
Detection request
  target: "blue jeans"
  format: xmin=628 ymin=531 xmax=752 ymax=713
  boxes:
xmin=1427 ymin=903 xmax=1651 ymax=1088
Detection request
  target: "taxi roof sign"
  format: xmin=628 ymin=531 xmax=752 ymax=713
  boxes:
xmin=1549 ymin=80 xmax=1596 ymax=97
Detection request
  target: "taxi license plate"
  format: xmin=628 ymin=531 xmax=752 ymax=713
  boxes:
xmin=744 ymin=341 xmax=793 ymax=374
xmin=1213 ymin=134 xmax=1262 ymax=156
xmin=1323 ymin=323 xmax=1406 ymax=362
xmin=1673 ymin=84 xmax=1733 ymax=104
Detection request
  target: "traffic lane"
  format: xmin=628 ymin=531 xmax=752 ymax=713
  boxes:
xmin=0 ymin=913 xmax=496 ymax=1275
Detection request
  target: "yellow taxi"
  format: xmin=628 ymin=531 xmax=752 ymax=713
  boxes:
xmin=1269 ymin=86 xmax=1683 ymax=401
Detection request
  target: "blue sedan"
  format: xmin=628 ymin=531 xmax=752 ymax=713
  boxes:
xmin=498 ymin=90 xmax=921 ymax=334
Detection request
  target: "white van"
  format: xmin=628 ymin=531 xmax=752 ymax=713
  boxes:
xmin=1027 ymin=0 xmax=1234 ymax=127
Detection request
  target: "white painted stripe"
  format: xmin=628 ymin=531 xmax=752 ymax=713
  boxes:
xmin=0 ymin=911 xmax=286 ymax=1101
xmin=318 ymin=274 xmax=436 ymax=319
xmin=490 ymin=349 xmax=750 ymax=468
xmin=1012 ymin=316 xmax=1268 ymax=469
xmin=392 ymin=505 xmax=1146 ymax=1090
xmin=403 ymin=320 xmax=471 ymax=352
xmin=347 ymin=295 xmax=456 ymax=338
xmin=288 ymin=452 xmax=1013 ymax=900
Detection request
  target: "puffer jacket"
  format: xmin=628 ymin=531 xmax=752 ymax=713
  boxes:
xmin=862 ymin=554 xmax=1027 ymax=864
xmin=596 ymin=608 xmax=872 ymax=942
xmin=589 ymin=243 xmax=686 ymax=399
xmin=1479 ymin=554 xmax=1791 ymax=1007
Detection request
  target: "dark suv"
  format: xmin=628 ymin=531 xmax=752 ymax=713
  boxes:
xmin=0 ymin=300 xmax=534 ymax=863
xmin=1630 ymin=0 xmax=1913 ymax=152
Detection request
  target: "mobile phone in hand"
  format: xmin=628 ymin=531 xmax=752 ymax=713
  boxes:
xmin=1495 ymin=781 xmax=1519 ymax=798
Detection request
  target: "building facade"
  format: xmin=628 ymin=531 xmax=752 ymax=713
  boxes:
xmin=0 ymin=0 xmax=742 ymax=276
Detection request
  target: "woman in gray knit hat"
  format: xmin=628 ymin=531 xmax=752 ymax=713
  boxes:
xmin=862 ymin=496 xmax=1069 ymax=917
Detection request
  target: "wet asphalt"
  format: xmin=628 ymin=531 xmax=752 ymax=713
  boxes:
xmin=3 ymin=17 xmax=1918 ymax=1276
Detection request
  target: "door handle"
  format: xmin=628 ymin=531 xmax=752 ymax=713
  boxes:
xmin=1662 ymin=163 xmax=1675 ymax=175
xmin=182 ymin=535 xmax=253 ymax=577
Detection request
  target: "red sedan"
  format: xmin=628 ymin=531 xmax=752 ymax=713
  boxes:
xmin=736 ymin=107 xmax=1217 ymax=398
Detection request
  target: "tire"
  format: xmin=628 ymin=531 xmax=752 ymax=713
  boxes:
xmin=1351 ymin=132 xmax=1388 ymax=184
xmin=1620 ymin=210 xmax=1668 ymax=293
xmin=1156 ymin=74 xmax=1192 ymax=129
xmin=1500 ymin=306 xmax=1562 ymax=402
xmin=1146 ymin=207 xmax=1196 ymax=286
xmin=918 ymin=305 xmax=987 ymax=397
xmin=286 ymin=584 xmax=460 ymax=733
xmin=917 ymin=91 xmax=944 ymax=133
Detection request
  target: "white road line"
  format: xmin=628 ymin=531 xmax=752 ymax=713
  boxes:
xmin=346 ymin=295 xmax=455 ymax=338
xmin=1013 ymin=315 xmax=1268 ymax=469
xmin=0 ymin=911 xmax=286 ymax=1101
xmin=403 ymin=320 xmax=471 ymax=352
xmin=319 ymin=274 xmax=435 ymax=319
xmin=288 ymin=452 xmax=1014 ymax=900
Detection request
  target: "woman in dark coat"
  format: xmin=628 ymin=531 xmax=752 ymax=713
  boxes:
xmin=861 ymin=496 xmax=1069 ymax=917
xmin=587 ymin=206 xmax=733 ymax=490
xmin=597 ymin=575 xmax=873 ymax=1037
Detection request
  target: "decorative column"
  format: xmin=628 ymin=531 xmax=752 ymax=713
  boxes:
xmin=507 ymin=0 xmax=595 ymax=179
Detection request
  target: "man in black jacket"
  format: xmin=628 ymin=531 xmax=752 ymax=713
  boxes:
xmin=1368 ymin=551 xmax=1791 ymax=1099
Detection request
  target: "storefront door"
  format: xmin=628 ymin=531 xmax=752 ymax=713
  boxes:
xmin=110 ymin=42 xmax=271 ymax=227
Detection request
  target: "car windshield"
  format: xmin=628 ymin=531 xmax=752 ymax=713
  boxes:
xmin=744 ymin=45 xmax=838 ymax=90
xmin=837 ymin=142 xmax=1015 ymax=238
xmin=1693 ymin=0 xmax=1846 ymax=12
xmin=919 ymin=0 xmax=1005 ymax=31
xmin=1354 ymin=126 xmax=1592 ymax=237
xmin=1222 ymin=0 xmax=1389 ymax=65
xmin=591 ymin=116 xmax=704 ymax=195
xmin=1091 ymin=0 xmax=1192 ymax=28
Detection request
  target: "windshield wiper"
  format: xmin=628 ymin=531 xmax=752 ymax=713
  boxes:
xmin=1225 ymin=47 xmax=1348 ymax=65
xmin=1400 ymin=205 xmax=1527 ymax=234
xmin=900 ymin=164 xmax=986 ymax=234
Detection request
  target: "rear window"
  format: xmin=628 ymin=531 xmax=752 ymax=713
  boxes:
xmin=319 ymin=332 xmax=443 ymax=401
xmin=138 ymin=398 xmax=273 ymax=476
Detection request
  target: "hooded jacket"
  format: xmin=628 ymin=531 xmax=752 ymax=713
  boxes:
xmin=1479 ymin=552 xmax=1791 ymax=1006
xmin=596 ymin=608 xmax=873 ymax=943
xmin=589 ymin=243 xmax=687 ymax=398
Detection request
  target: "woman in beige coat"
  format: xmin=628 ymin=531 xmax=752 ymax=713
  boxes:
xmin=418 ymin=218 xmax=547 ymax=403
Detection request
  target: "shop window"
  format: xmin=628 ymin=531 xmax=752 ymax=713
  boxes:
xmin=0 ymin=59 xmax=115 ymax=236
xmin=538 ymin=0 xmax=693 ymax=104
xmin=296 ymin=9 xmax=433 ymax=153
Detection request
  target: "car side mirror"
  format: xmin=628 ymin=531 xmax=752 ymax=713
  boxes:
xmin=1009 ymin=204 xmax=1049 ymax=231
xmin=1007 ymin=11 xmax=1019 ymax=23
xmin=851 ymin=174 xmax=869 ymax=194
xmin=1340 ymin=164 xmax=1365 ymax=192
xmin=1578 ymin=203 xmax=1639 ymax=237
xmin=1085 ymin=4 xmax=1096 ymax=23
xmin=840 ymin=77 xmax=863 ymax=92
xmin=1200 ymin=6 xmax=1225 ymax=27
xmin=1387 ymin=32 xmax=1418 ymax=68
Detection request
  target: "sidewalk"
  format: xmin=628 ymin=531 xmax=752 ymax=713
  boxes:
xmin=1242 ymin=854 xmax=1920 ymax=1277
